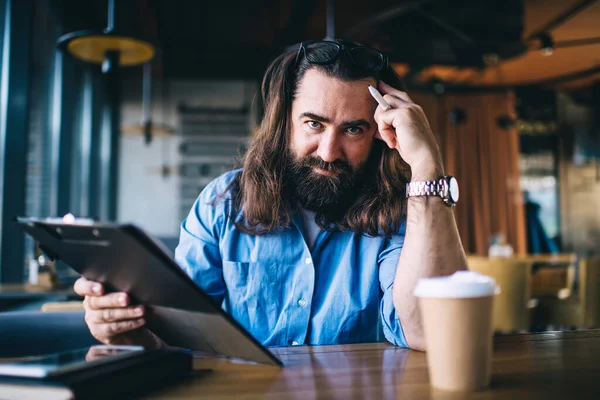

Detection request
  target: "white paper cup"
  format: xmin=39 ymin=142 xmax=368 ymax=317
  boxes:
xmin=414 ymin=271 xmax=499 ymax=392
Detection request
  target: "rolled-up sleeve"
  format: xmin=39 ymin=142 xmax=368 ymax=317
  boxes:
xmin=174 ymin=178 xmax=229 ymax=305
xmin=378 ymin=222 xmax=409 ymax=348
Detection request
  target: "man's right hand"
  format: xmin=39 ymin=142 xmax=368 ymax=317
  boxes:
xmin=74 ymin=277 xmax=162 ymax=348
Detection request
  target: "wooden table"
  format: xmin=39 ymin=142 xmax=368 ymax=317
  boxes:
xmin=147 ymin=330 xmax=600 ymax=399
xmin=0 ymin=284 xmax=79 ymax=311
xmin=0 ymin=284 xmax=76 ymax=298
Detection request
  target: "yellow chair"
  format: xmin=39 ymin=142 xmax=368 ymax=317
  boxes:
xmin=580 ymin=257 xmax=600 ymax=328
xmin=467 ymin=256 xmax=535 ymax=332
xmin=523 ymin=253 xmax=577 ymax=299
xmin=540 ymin=256 xmax=600 ymax=329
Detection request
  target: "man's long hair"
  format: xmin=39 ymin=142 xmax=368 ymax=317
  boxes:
xmin=225 ymin=41 xmax=410 ymax=236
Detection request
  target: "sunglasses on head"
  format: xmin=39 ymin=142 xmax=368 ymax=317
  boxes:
xmin=294 ymin=40 xmax=388 ymax=74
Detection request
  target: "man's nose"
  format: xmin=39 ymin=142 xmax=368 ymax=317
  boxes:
xmin=316 ymin=129 xmax=342 ymax=163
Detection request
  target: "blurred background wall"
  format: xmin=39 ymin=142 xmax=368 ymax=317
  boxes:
xmin=3 ymin=0 xmax=600 ymax=282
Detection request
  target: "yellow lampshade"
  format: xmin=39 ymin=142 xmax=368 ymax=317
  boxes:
xmin=66 ymin=35 xmax=155 ymax=66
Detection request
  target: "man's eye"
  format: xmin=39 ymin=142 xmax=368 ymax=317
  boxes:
xmin=346 ymin=126 xmax=363 ymax=135
xmin=307 ymin=121 xmax=322 ymax=129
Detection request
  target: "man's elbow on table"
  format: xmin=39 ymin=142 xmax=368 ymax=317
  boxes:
xmin=404 ymin=331 xmax=426 ymax=352
xmin=394 ymin=312 xmax=427 ymax=352
xmin=383 ymin=314 xmax=427 ymax=352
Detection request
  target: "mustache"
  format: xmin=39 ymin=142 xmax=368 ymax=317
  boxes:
xmin=300 ymin=156 xmax=353 ymax=175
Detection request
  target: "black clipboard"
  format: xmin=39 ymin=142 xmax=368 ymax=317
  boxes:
xmin=15 ymin=217 xmax=282 ymax=367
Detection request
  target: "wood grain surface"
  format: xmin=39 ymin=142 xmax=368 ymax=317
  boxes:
xmin=145 ymin=330 xmax=600 ymax=399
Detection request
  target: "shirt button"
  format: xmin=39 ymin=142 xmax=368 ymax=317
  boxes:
xmin=305 ymin=257 xmax=312 ymax=264
xmin=298 ymin=299 xmax=307 ymax=308
xmin=292 ymin=341 xmax=299 ymax=346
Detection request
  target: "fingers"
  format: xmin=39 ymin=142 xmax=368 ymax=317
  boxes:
xmin=86 ymin=292 xmax=130 ymax=310
xmin=378 ymin=81 xmax=413 ymax=103
xmin=77 ymin=277 xmax=146 ymax=345
xmin=76 ymin=278 xmax=130 ymax=310
xmin=379 ymin=94 xmax=413 ymax=112
xmin=82 ymin=294 xmax=146 ymax=345
xmin=85 ymin=305 xmax=145 ymax=323
xmin=373 ymin=101 xmax=411 ymax=149
xmin=374 ymin=121 xmax=397 ymax=149
xmin=74 ymin=277 xmax=104 ymax=297
xmin=374 ymin=101 xmax=427 ymax=151
xmin=88 ymin=318 xmax=147 ymax=342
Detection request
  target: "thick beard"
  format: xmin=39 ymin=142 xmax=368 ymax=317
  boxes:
xmin=285 ymin=153 xmax=369 ymax=217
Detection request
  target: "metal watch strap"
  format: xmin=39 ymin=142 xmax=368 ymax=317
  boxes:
xmin=405 ymin=178 xmax=447 ymax=198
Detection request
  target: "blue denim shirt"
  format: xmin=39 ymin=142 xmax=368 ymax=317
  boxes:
xmin=175 ymin=169 xmax=408 ymax=347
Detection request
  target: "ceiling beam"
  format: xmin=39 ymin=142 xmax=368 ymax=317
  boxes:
xmin=526 ymin=0 xmax=598 ymax=41
xmin=414 ymin=7 xmax=475 ymax=44
xmin=555 ymin=36 xmax=600 ymax=49
xmin=344 ymin=0 xmax=436 ymax=40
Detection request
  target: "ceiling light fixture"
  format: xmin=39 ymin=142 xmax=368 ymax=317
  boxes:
xmin=448 ymin=107 xmax=467 ymax=125
xmin=497 ymin=116 xmax=516 ymax=130
xmin=539 ymin=33 xmax=554 ymax=56
xmin=57 ymin=0 xmax=155 ymax=68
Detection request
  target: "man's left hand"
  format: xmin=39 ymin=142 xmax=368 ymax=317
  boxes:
xmin=373 ymin=81 xmax=444 ymax=181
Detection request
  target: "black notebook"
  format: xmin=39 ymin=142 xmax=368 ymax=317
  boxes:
xmin=0 ymin=346 xmax=193 ymax=399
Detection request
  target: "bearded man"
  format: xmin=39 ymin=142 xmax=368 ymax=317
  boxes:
xmin=75 ymin=40 xmax=467 ymax=351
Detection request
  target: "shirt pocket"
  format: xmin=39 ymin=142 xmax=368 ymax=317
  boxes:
xmin=222 ymin=261 xmax=280 ymax=298
xmin=221 ymin=261 xmax=284 ymax=308
xmin=221 ymin=261 xmax=284 ymax=343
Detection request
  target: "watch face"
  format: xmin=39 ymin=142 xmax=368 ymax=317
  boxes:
xmin=449 ymin=177 xmax=459 ymax=203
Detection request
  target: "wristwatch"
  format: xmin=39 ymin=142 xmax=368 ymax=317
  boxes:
xmin=406 ymin=176 xmax=459 ymax=207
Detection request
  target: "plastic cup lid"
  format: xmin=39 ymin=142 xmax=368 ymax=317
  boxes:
xmin=413 ymin=270 xmax=500 ymax=298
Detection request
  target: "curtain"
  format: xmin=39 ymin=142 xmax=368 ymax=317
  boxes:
xmin=411 ymin=91 xmax=527 ymax=256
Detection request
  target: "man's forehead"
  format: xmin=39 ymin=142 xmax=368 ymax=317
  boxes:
xmin=293 ymin=69 xmax=377 ymax=120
